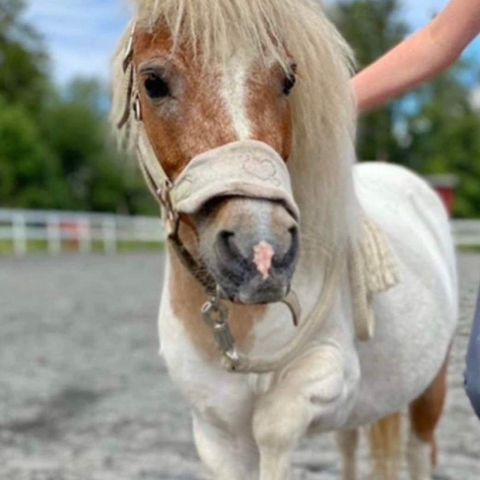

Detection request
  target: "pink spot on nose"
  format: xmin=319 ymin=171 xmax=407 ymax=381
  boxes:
xmin=253 ymin=241 xmax=274 ymax=280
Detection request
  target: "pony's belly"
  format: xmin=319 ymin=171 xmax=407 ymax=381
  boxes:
xmin=344 ymin=162 xmax=458 ymax=426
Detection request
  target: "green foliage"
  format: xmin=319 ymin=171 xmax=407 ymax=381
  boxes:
xmin=0 ymin=0 xmax=51 ymax=113
xmin=0 ymin=95 xmax=66 ymax=207
xmin=332 ymin=0 xmax=480 ymax=217
xmin=404 ymin=72 xmax=480 ymax=217
xmin=1 ymin=0 xmax=479 ymax=218
xmin=36 ymin=78 xmax=156 ymax=214
xmin=0 ymin=1 xmax=155 ymax=215
xmin=333 ymin=0 xmax=408 ymax=162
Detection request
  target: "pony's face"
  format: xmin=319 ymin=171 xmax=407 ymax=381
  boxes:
xmin=134 ymin=27 xmax=299 ymax=304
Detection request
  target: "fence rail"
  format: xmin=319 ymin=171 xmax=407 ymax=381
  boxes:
xmin=0 ymin=209 xmax=165 ymax=255
xmin=0 ymin=209 xmax=479 ymax=256
xmin=451 ymin=220 xmax=480 ymax=248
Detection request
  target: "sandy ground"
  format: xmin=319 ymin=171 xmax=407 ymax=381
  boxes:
xmin=0 ymin=253 xmax=479 ymax=479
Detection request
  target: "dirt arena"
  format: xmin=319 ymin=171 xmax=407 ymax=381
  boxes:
xmin=1 ymin=253 xmax=479 ymax=479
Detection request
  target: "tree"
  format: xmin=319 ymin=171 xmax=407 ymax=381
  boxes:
xmin=39 ymin=78 xmax=156 ymax=214
xmin=331 ymin=0 xmax=480 ymax=217
xmin=0 ymin=0 xmax=51 ymax=113
xmin=0 ymin=2 xmax=154 ymax=214
xmin=404 ymin=70 xmax=480 ymax=217
xmin=332 ymin=0 xmax=409 ymax=162
xmin=0 ymin=96 xmax=66 ymax=208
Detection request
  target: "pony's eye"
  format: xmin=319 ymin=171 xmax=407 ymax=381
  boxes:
xmin=283 ymin=63 xmax=297 ymax=96
xmin=283 ymin=73 xmax=296 ymax=96
xmin=144 ymin=74 xmax=171 ymax=99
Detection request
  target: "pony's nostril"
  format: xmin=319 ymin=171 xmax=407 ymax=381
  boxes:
xmin=273 ymin=226 xmax=299 ymax=269
xmin=289 ymin=225 xmax=299 ymax=243
xmin=216 ymin=230 xmax=242 ymax=262
xmin=219 ymin=230 xmax=234 ymax=242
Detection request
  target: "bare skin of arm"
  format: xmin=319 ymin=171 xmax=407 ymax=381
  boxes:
xmin=353 ymin=0 xmax=480 ymax=114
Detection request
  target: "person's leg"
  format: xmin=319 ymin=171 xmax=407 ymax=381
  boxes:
xmin=465 ymin=284 xmax=480 ymax=419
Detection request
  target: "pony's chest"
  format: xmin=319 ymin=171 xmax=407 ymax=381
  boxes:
xmin=158 ymin=306 xmax=259 ymax=429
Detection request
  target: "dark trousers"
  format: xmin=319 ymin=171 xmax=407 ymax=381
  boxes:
xmin=465 ymin=285 xmax=480 ymax=419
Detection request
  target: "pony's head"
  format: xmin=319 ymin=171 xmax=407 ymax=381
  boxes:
xmin=112 ymin=0 xmax=356 ymax=304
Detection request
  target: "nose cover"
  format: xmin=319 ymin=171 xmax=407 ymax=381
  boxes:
xmin=169 ymin=140 xmax=300 ymax=221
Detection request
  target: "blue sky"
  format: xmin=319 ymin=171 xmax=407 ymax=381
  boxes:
xmin=24 ymin=0 xmax=132 ymax=84
xmin=24 ymin=0 xmax=479 ymax=86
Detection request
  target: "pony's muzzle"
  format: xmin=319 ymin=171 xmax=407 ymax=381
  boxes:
xmin=208 ymin=199 xmax=299 ymax=305
xmin=171 ymin=140 xmax=301 ymax=305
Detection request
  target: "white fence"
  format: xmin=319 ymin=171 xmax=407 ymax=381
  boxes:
xmin=0 ymin=208 xmax=165 ymax=255
xmin=451 ymin=220 xmax=480 ymax=248
xmin=0 ymin=209 xmax=479 ymax=256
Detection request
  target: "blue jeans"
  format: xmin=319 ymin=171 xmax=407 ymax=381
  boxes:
xmin=465 ymin=284 xmax=480 ymax=419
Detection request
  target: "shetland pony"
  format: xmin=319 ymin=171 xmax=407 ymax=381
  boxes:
xmin=112 ymin=1 xmax=457 ymax=479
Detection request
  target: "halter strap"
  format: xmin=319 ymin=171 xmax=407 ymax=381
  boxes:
xmin=116 ymin=22 xmax=399 ymax=374
xmin=118 ymin=24 xmax=299 ymax=298
xmin=136 ymin=128 xmax=218 ymax=292
xmin=116 ymin=24 xmax=217 ymax=292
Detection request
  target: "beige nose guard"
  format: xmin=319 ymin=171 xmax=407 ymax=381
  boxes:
xmin=159 ymin=139 xmax=299 ymax=223
xmin=136 ymin=123 xmax=301 ymax=294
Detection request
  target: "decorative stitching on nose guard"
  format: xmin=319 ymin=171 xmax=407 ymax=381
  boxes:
xmin=170 ymin=140 xmax=300 ymax=220
xmin=243 ymin=157 xmax=281 ymax=185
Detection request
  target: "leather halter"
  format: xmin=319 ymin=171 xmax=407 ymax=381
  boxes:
xmin=117 ymin=23 xmax=302 ymax=326
xmin=118 ymin=24 xmax=218 ymax=294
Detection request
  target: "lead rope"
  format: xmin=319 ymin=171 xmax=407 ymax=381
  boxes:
xmin=133 ymin=116 xmax=345 ymax=374
xmin=202 ymin=250 xmax=345 ymax=373
xmin=134 ymin=125 xmax=344 ymax=373
xmin=201 ymin=222 xmax=397 ymax=373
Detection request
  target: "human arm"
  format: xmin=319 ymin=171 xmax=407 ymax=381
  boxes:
xmin=352 ymin=0 xmax=480 ymax=114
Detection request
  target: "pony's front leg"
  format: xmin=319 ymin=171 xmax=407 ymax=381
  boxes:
xmin=253 ymin=344 xmax=359 ymax=480
xmin=253 ymin=386 xmax=312 ymax=480
xmin=193 ymin=413 xmax=259 ymax=480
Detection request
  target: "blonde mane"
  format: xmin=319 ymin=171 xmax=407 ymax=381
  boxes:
xmin=112 ymin=0 xmax=359 ymax=277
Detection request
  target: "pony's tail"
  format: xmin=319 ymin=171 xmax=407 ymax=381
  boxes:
xmin=369 ymin=412 xmax=403 ymax=480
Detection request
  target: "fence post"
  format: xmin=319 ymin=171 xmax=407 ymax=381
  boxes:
xmin=13 ymin=213 xmax=27 ymax=256
xmin=102 ymin=216 xmax=117 ymax=254
xmin=79 ymin=217 xmax=92 ymax=254
xmin=47 ymin=214 xmax=62 ymax=255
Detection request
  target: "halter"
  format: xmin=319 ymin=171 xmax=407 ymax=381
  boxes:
xmin=116 ymin=22 xmax=399 ymax=374
xmin=119 ymin=24 xmax=300 ymax=294
xmin=118 ymin=23 xmax=306 ymax=368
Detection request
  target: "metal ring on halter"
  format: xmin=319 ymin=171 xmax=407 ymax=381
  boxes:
xmin=201 ymin=286 xmax=240 ymax=369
